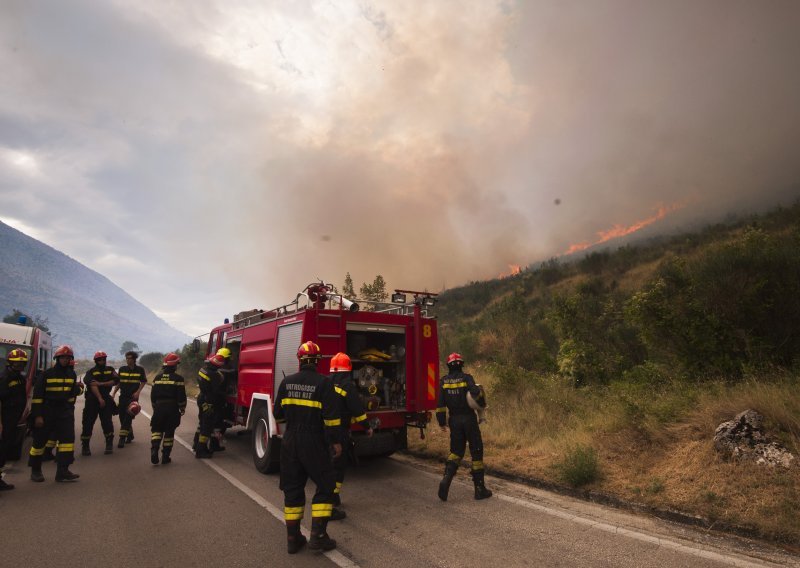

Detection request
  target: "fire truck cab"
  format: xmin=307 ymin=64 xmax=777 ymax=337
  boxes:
xmin=205 ymin=282 xmax=439 ymax=473
xmin=0 ymin=318 xmax=53 ymax=459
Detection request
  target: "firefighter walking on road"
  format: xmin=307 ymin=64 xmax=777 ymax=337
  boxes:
xmin=150 ymin=353 xmax=186 ymax=465
xmin=0 ymin=349 xmax=29 ymax=490
xmin=114 ymin=351 xmax=146 ymax=448
xmin=328 ymin=352 xmax=373 ymax=507
xmin=436 ymin=352 xmax=492 ymax=501
xmin=194 ymin=352 xmax=226 ymax=459
xmin=81 ymin=351 xmax=118 ymax=456
xmin=273 ymin=341 xmax=342 ymax=554
xmin=28 ymin=345 xmax=81 ymax=482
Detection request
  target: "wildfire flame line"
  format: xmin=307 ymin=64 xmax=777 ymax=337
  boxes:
xmin=564 ymin=201 xmax=687 ymax=255
xmin=498 ymin=264 xmax=522 ymax=278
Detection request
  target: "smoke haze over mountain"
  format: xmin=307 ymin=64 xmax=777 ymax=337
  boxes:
xmin=1 ymin=1 xmax=798 ymax=334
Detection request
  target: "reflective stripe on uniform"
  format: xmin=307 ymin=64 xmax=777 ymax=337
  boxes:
xmin=334 ymin=386 xmax=346 ymax=397
xmin=442 ymin=382 xmax=468 ymax=389
xmin=284 ymin=506 xmax=304 ymax=521
xmin=350 ymin=414 xmax=367 ymax=423
xmin=324 ymin=418 xmax=341 ymax=427
xmin=311 ymin=503 xmax=333 ymax=518
xmin=57 ymin=443 xmax=74 ymax=452
xmin=280 ymin=398 xmax=322 ymax=409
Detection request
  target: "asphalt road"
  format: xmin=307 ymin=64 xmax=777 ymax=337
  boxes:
xmin=1 ymin=389 xmax=797 ymax=568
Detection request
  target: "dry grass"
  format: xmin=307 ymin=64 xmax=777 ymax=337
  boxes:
xmin=410 ymin=369 xmax=800 ymax=543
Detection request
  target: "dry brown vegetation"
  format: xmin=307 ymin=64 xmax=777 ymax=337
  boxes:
xmin=409 ymin=366 xmax=800 ymax=544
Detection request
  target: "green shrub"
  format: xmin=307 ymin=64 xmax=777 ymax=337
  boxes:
xmin=555 ymin=445 xmax=601 ymax=487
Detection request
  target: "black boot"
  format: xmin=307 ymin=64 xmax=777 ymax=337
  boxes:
xmin=438 ymin=460 xmax=458 ymax=502
xmin=286 ymin=521 xmax=307 ymax=554
xmin=472 ymin=470 xmax=493 ymax=500
xmin=308 ymin=518 xmax=336 ymax=551
xmin=329 ymin=508 xmax=346 ymax=521
xmin=192 ymin=430 xmax=199 ymax=451
xmin=161 ymin=447 xmax=172 ymax=465
xmin=195 ymin=441 xmax=212 ymax=459
xmin=210 ymin=436 xmax=226 ymax=452
xmin=30 ymin=466 xmax=45 ymax=483
xmin=81 ymin=440 xmax=91 ymax=456
xmin=127 ymin=432 xmax=134 ymax=443
xmin=151 ymin=443 xmax=160 ymax=465
xmin=118 ymin=435 xmax=126 ymax=449
xmin=104 ymin=436 xmax=114 ymax=455
xmin=0 ymin=478 xmax=14 ymax=491
xmin=55 ymin=465 xmax=80 ymax=482
xmin=42 ymin=446 xmax=55 ymax=462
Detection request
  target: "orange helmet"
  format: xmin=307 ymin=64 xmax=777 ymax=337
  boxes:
xmin=7 ymin=348 xmax=28 ymax=363
xmin=207 ymin=353 xmax=225 ymax=368
xmin=93 ymin=351 xmax=108 ymax=361
xmin=447 ymin=352 xmax=464 ymax=366
xmin=127 ymin=401 xmax=142 ymax=416
xmin=297 ymin=341 xmax=321 ymax=362
xmin=329 ymin=352 xmax=352 ymax=373
xmin=54 ymin=345 xmax=74 ymax=359
xmin=163 ymin=353 xmax=181 ymax=366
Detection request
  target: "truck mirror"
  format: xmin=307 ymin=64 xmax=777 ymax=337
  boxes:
xmin=191 ymin=339 xmax=201 ymax=353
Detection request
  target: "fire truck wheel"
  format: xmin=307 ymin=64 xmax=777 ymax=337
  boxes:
xmin=252 ymin=405 xmax=281 ymax=474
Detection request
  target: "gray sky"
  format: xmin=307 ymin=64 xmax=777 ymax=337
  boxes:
xmin=2 ymin=1 xmax=799 ymax=336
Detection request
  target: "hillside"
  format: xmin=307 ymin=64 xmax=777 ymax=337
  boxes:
xmin=412 ymin=202 xmax=800 ymax=544
xmin=0 ymin=221 xmax=189 ymax=357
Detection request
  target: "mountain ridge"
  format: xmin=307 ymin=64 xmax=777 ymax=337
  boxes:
xmin=0 ymin=220 xmax=189 ymax=357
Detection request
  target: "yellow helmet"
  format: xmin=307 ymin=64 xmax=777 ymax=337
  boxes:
xmin=216 ymin=347 xmax=232 ymax=359
xmin=7 ymin=348 xmax=28 ymax=363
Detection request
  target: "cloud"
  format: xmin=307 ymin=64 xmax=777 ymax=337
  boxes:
xmin=1 ymin=1 xmax=799 ymax=334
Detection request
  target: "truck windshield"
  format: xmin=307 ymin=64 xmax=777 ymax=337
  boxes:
xmin=0 ymin=344 xmax=33 ymax=374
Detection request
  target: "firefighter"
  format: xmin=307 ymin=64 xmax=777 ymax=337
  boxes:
xmin=150 ymin=353 xmax=186 ymax=465
xmin=273 ymin=341 xmax=342 ymax=554
xmin=80 ymin=351 xmax=118 ymax=456
xmin=0 ymin=348 xmax=29 ymax=490
xmin=211 ymin=346 xmax=234 ymax=452
xmin=113 ymin=351 xmax=146 ymax=448
xmin=28 ymin=345 xmax=81 ymax=482
xmin=436 ymin=352 xmax=492 ymax=501
xmin=194 ymin=352 xmax=226 ymax=459
xmin=328 ymin=352 xmax=373 ymax=506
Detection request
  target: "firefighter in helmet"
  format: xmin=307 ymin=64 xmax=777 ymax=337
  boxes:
xmin=0 ymin=348 xmax=29 ymax=489
xmin=28 ymin=345 xmax=81 ymax=482
xmin=211 ymin=346 xmax=234 ymax=452
xmin=113 ymin=350 xmax=147 ymax=448
xmin=273 ymin=341 xmax=342 ymax=554
xmin=328 ymin=352 xmax=373 ymax=507
xmin=436 ymin=352 xmax=492 ymax=501
xmin=194 ymin=352 xmax=227 ymax=459
xmin=149 ymin=353 xmax=186 ymax=465
xmin=80 ymin=351 xmax=118 ymax=456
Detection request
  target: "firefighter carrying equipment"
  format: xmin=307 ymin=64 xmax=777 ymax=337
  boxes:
xmin=127 ymin=400 xmax=142 ymax=416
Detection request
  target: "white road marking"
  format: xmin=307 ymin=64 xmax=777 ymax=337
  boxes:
xmin=395 ymin=457 xmax=777 ymax=568
xmin=141 ymin=409 xmax=359 ymax=568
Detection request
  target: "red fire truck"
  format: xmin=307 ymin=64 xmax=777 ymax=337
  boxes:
xmin=205 ymin=282 xmax=440 ymax=473
xmin=0 ymin=317 xmax=53 ymax=459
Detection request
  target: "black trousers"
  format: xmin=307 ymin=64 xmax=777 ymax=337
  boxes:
xmin=0 ymin=397 xmax=25 ymax=466
xmin=150 ymin=401 xmax=180 ymax=450
xmin=279 ymin=426 xmax=336 ymax=519
xmin=448 ymin=412 xmax=484 ymax=463
xmin=30 ymin=403 xmax=75 ymax=467
xmin=118 ymin=395 xmax=137 ymax=438
xmin=331 ymin=430 xmax=351 ymax=490
xmin=81 ymin=396 xmax=114 ymax=441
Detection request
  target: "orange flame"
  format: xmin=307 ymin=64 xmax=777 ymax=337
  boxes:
xmin=499 ymin=264 xmax=522 ymax=278
xmin=564 ymin=201 xmax=686 ymax=255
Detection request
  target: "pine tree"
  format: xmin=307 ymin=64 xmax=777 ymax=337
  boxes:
xmin=343 ymin=272 xmax=356 ymax=299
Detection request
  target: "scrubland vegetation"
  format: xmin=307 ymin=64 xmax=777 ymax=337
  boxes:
xmin=411 ymin=202 xmax=800 ymax=543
